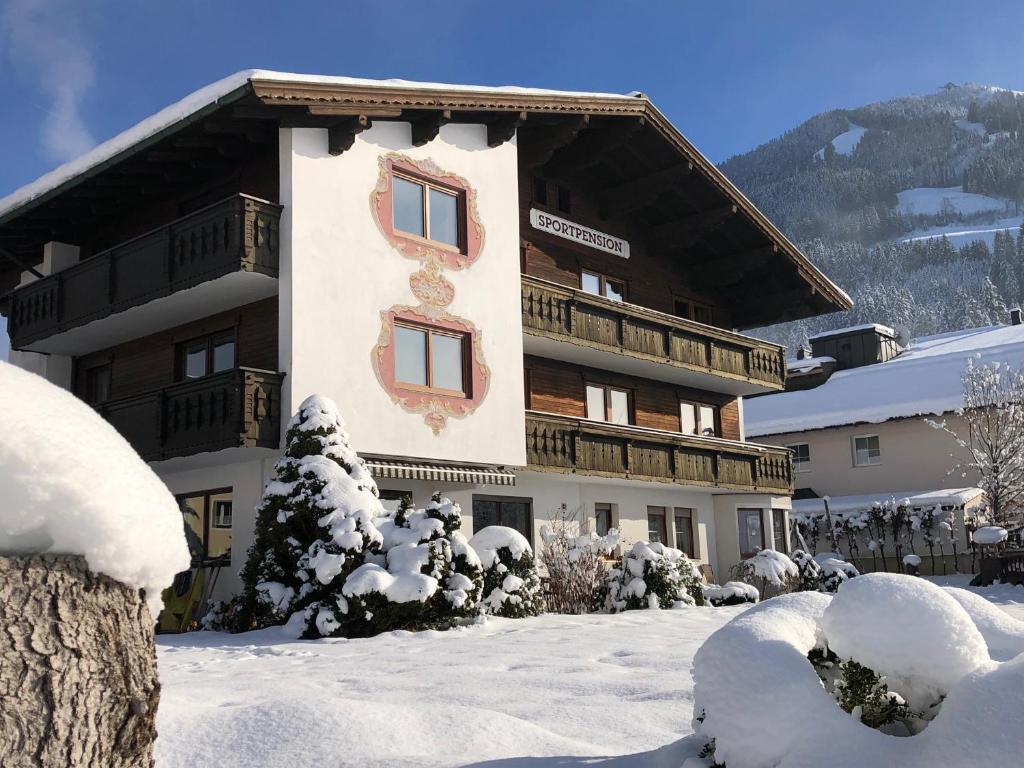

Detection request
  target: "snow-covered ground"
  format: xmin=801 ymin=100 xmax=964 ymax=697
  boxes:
xmin=814 ymin=123 xmax=867 ymax=159
xmin=900 ymin=214 xmax=1023 ymax=249
xmin=895 ymin=186 xmax=1007 ymax=217
xmin=953 ymin=119 xmax=986 ymax=137
xmin=155 ymin=581 xmax=1024 ymax=767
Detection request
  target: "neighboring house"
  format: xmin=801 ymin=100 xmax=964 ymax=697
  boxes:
xmin=745 ymin=319 xmax=1024 ymax=501
xmin=0 ymin=71 xmax=849 ymax=598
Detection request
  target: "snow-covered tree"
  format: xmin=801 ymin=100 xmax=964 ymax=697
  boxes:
xmin=600 ymin=541 xmax=704 ymax=612
xmin=469 ymin=526 xmax=545 ymax=618
xmin=227 ymin=395 xmax=385 ymax=636
xmin=927 ymin=356 xmax=1024 ymax=524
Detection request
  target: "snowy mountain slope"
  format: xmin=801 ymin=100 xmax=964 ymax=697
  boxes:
xmin=718 ymin=82 xmax=1024 ymax=350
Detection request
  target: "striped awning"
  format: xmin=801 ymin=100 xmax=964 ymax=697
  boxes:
xmin=364 ymin=458 xmax=517 ymax=486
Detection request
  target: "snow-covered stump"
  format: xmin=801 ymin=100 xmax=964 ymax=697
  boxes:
xmin=0 ymin=554 xmax=159 ymax=768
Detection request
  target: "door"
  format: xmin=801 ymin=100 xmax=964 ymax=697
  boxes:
xmin=737 ymin=508 xmax=764 ymax=558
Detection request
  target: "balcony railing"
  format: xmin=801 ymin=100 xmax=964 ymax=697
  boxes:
xmin=8 ymin=194 xmax=281 ymax=349
xmin=525 ymin=411 xmax=793 ymax=494
xmin=97 ymin=368 xmax=284 ymax=462
xmin=521 ymin=275 xmax=786 ymax=391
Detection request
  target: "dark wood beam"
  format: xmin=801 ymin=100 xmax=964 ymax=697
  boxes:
xmin=598 ymin=161 xmax=693 ymax=219
xmin=486 ymin=111 xmax=526 ymax=147
xmin=410 ymin=110 xmax=451 ymax=146
xmin=646 ymin=203 xmax=737 ymax=252
xmin=690 ymin=245 xmax=778 ymax=289
xmin=308 ymin=105 xmax=403 ymax=118
xmin=518 ymin=115 xmax=590 ymax=169
xmin=542 ymin=117 xmax=646 ymax=179
xmin=328 ymin=115 xmax=372 ymax=156
xmin=173 ymin=135 xmax=248 ymax=158
xmin=0 ymin=245 xmax=43 ymax=279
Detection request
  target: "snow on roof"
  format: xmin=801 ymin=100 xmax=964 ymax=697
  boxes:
xmin=792 ymin=488 xmax=983 ymax=517
xmin=787 ymin=355 xmax=835 ymax=373
xmin=0 ymin=70 xmax=638 ymax=222
xmin=746 ymin=323 xmax=1024 ymax=436
xmin=0 ymin=362 xmax=189 ymax=616
xmin=807 ymin=323 xmax=896 ymax=342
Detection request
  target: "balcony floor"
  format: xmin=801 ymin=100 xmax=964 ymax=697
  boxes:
xmin=17 ymin=271 xmax=277 ymax=356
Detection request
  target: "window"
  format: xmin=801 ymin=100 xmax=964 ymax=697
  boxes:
xmin=680 ymin=400 xmax=718 ymax=437
xmin=580 ymin=269 xmax=625 ymax=302
xmin=738 ymin=508 xmax=764 ymax=558
xmin=674 ymin=298 xmax=713 ymax=325
xmin=83 ymin=362 xmax=111 ymax=405
xmin=647 ymin=506 xmax=668 ymax=544
xmin=557 ymin=185 xmax=572 ymax=214
xmin=379 ymin=489 xmax=412 ymax=515
xmin=177 ymin=330 xmax=235 ymax=381
xmin=394 ymin=321 xmax=469 ymax=397
xmin=595 ymin=503 xmax=613 ymax=537
xmin=586 ymin=383 xmax=630 ymax=424
xmin=176 ymin=489 xmax=232 ymax=563
xmin=693 ymin=304 xmax=713 ymax=325
xmin=473 ymin=496 xmax=532 ymax=544
xmin=772 ymin=509 xmax=788 ymax=554
xmin=674 ymin=508 xmax=696 ymax=558
xmin=853 ymin=435 xmax=881 ymax=466
xmin=392 ymin=172 xmax=463 ymax=249
xmin=533 ymin=176 xmax=548 ymax=205
xmin=789 ymin=443 xmax=811 ymax=472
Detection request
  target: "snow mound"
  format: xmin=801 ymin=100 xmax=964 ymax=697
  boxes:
xmin=469 ymin=525 xmax=532 ymax=567
xmin=0 ymin=362 xmax=189 ymax=615
xmin=942 ymin=587 xmax=1024 ymax=661
xmin=972 ymin=526 xmax=1007 ymax=545
xmin=821 ymin=574 xmax=987 ymax=696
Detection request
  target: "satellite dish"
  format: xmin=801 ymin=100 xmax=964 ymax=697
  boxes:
xmin=893 ymin=324 xmax=912 ymax=347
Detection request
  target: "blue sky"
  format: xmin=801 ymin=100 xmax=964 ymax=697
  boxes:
xmin=3 ymin=0 xmax=1024 ymax=360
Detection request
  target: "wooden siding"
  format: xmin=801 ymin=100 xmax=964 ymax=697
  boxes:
xmin=525 ymin=411 xmax=793 ymax=493
xmin=521 ymin=275 xmax=787 ymax=391
xmin=525 ymin=355 xmax=740 ymax=440
xmin=73 ymin=297 xmax=278 ymax=400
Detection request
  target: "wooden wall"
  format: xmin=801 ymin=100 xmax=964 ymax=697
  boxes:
xmin=72 ymin=297 xmax=278 ymax=400
xmin=519 ymin=171 xmax=731 ymax=328
xmin=524 ymin=355 xmax=740 ymax=441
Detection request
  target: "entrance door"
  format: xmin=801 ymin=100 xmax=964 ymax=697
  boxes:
xmin=737 ymin=508 xmax=764 ymax=558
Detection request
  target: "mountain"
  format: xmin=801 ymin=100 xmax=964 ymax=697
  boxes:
xmin=721 ymin=83 xmax=1024 ymax=350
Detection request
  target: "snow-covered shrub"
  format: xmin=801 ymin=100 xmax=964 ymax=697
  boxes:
xmin=539 ymin=514 xmax=618 ymax=614
xmin=470 ymin=526 xmax=544 ymax=618
xmin=691 ymin=574 xmax=1024 ymax=767
xmin=790 ymin=549 xmax=825 ymax=591
xmin=343 ymin=492 xmax=484 ymax=635
xmin=816 ymin=552 xmax=859 ymax=592
xmin=703 ymin=581 xmax=758 ymax=607
xmin=731 ymin=548 xmax=799 ymax=599
xmin=599 ymin=541 xmax=704 ymax=612
xmin=227 ymin=396 xmax=385 ymax=637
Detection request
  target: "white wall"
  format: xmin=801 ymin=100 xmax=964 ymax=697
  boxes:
xmin=279 ymin=122 xmax=525 ymax=467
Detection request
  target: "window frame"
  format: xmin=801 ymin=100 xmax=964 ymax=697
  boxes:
xmin=772 ymin=509 xmax=789 ymax=554
xmin=673 ymin=508 xmax=697 ymax=558
xmin=393 ymin=319 xmax=471 ymax=398
xmin=647 ymin=506 xmax=668 ymax=545
xmin=176 ymin=487 xmax=233 ymax=564
xmin=852 ymin=434 xmax=882 ymax=467
xmin=585 ymin=382 xmax=632 ymax=425
xmin=83 ymin=361 xmax=112 ymax=405
xmin=680 ymin=399 xmax=719 ymax=437
xmin=176 ymin=328 xmax=237 ymax=381
xmin=788 ymin=442 xmax=811 ymax=473
xmin=580 ymin=269 xmax=627 ymax=302
xmin=594 ymin=502 xmax=614 ymax=537
xmin=674 ymin=296 xmax=714 ymax=325
xmin=532 ymin=176 xmax=549 ymax=206
xmin=391 ymin=169 xmax=467 ymax=254
xmin=737 ymin=508 xmax=766 ymax=559
xmin=472 ymin=495 xmax=534 ymax=547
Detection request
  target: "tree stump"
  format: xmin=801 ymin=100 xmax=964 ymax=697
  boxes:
xmin=0 ymin=554 xmax=160 ymax=767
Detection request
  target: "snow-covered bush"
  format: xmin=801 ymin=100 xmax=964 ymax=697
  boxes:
xmin=343 ymin=492 xmax=484 ymax=636
xmin=790 ymin=549 xmax=825 ymax=591
xmin=470 ymin=526 xmax=544 ymax=618
xmin=814 ymin=551 xmax=859 ymax=592
xmin=599 ymin=541 xmax=705 ymax=612
xmin=226 ymin=396 xmax=385 ymax=637
xmin=691 ymin=574 xmax=1024 ymax=767
xmin=539 ymin=514 xmax=618 ymax=614
xmin=731 ymin=548 xmax=799 ymax=599
xmin=703 ymin=581 xmax=758 ymax=607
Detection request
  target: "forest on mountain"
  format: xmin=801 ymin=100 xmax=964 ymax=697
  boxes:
xmin=720 ymin=83 xmax=1024 ymax=350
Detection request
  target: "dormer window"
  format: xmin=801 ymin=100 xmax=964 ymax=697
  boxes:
xmin=391 ymin=173 xmax=464 ymax=251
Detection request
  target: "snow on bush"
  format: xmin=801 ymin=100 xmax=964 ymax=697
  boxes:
xmin=343 ymin=492 xmax=484 ymax=635
xmin=599 ymin=541 xmax=705 ymax=612
xmin=814 ymin=552 xmax=859 ymax=592
xmin=539 ymin=515 xmax=618 ymax=614
xmin=972 ymin=525 xmax=1008 ymax=545
xmin=469 ymin=526 xmax=544 ymax=618
xmin=0 ymin=362 xmax=188 ymax=615
xmin=731 ymin=548 xmax=799 ymax=599
xmin=703 ymin=581 xmax=758 ymax=607
xmin=691 ymin=574 xmax=1023 ymax=767
xmin=223 ymin=395 xmax=385 ymax=636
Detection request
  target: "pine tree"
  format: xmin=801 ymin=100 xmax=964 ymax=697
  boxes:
xmin=226 ymin=395 xmax=385 ymax=636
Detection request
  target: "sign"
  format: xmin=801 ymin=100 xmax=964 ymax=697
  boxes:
xmin=529 ymin=209 xmax=630 ymax=259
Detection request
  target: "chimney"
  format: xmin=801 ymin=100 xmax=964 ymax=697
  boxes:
xmin=1011 ymin=308 xmax=1022 ymax=326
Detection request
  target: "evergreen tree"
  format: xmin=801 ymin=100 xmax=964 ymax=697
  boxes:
xmin=226 ymin=395 xmax=385 ymax=637
xmin=470 ymin=527 xmax=545 ymax=618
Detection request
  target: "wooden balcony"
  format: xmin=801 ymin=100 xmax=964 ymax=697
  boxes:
xmin=7 ymin=195 xmax=281 ymax=350
xmin=521 ymin=276 xmax=786 ymax=394
xmin=525 ymin=411 xmax=793 ymax=494
xmin=97 ymin=368 xmax=284 ymax=462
